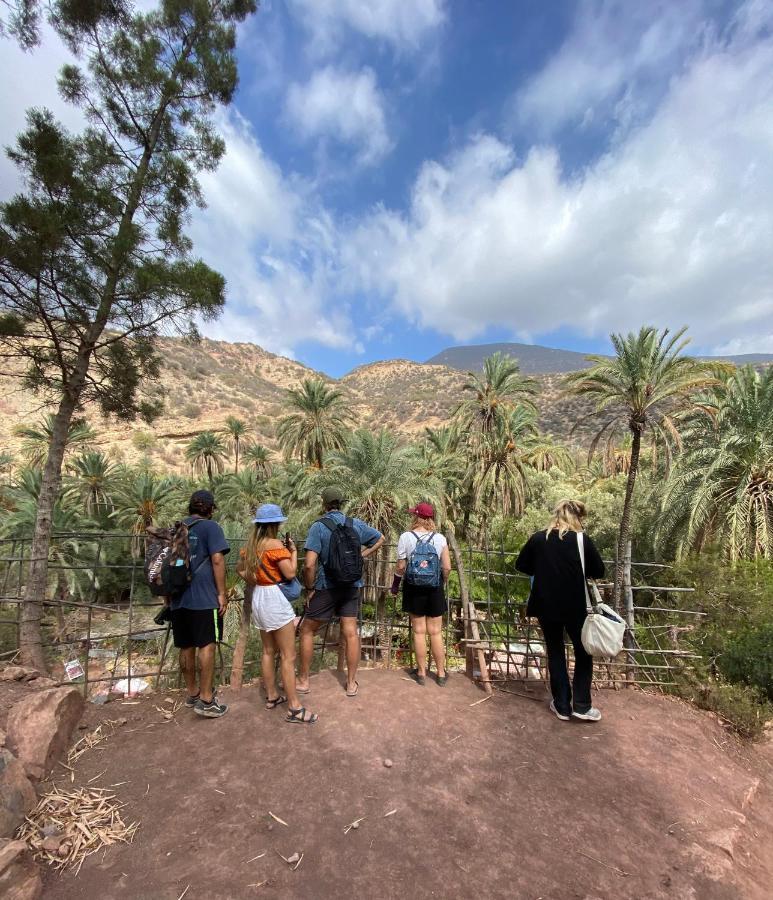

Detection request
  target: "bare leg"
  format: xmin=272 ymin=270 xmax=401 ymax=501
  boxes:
xmin=198 ymin=643 xmax=216 ymax=703
xmin=273 ymin=621 xmax=311 ymax=711
xmin=340 ymin=616 xmax=359 ymax=692
xmin=179 ymin=648 xmax=197 ymax=696
xmin=427 ymin=615 xmax=446 ymax=678
xmin=410 ymin=615 xmax=428 ymax=676
xmin=297 ymin=618 xmax=322 ymax=692
xmin=260 ymin=630 xmax=278 ymax=701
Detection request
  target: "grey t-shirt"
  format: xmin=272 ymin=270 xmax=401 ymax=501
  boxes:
xmin=173 ymin=516 xmax=230 ymax=611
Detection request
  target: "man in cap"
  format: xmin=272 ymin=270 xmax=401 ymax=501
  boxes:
xmin=171 ymin=489 xmax=230 ymax=718
xmin=297 ymin=486 xmax=384 ymax=697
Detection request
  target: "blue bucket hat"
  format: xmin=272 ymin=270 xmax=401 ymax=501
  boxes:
xmin=252 ymin=503 xmax=287 ymax=524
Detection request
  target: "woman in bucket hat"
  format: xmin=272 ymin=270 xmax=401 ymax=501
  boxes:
xmin=390 ymin=502 xmax=452 ymax=686
xmin=237 ymin=503 xmax=318 ymax=725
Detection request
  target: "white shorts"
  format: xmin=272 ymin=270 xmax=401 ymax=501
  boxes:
xmin=250 ymin=584 xmax=295 ymax=633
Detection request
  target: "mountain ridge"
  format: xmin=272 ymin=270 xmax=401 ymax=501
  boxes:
xmin=426 ymin=341 xmax=773 ymax=374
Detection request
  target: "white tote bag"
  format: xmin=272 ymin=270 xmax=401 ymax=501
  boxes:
xmin=577 ymin=532 xmax=626 ymax=659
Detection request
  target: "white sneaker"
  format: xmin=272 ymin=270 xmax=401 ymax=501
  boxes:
xmin=549 ymin=700 xmax=571 ymax=721
xmin=572 ymin=707 xmax=602 ymax=722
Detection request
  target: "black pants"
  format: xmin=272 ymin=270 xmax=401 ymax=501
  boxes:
xmin=538 ymin=617 xmax=593 ymax=715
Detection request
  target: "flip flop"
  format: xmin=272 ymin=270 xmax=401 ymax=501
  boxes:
xmin=345 ymin=680 xmax=359 ymax=697
xmin=265 ymin=696 xmax=287 ymax=710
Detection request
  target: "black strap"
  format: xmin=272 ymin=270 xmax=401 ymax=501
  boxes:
xmin=319 ymin=516 xmax=338 ymax=534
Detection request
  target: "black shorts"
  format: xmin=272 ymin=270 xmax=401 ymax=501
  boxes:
xmin=171 ymin=607 xmax=223 ymax=649
xmin=305 ymin=584 xmax=360 ymax=621
xmin=402 ymin=582 xmax=447 ymax=618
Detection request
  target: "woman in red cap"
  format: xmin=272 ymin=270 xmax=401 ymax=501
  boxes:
xmin=390 ymin=502 xmax=452 ymax=685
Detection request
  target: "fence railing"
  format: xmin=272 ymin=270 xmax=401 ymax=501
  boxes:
xmin=0 ymin=532 xmax=705 ymax=699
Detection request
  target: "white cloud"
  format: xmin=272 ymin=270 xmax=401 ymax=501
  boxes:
xmin=284 ymin=66 xmax=392 ymax=165
xmin=287 ymin=0 xmax=446 ymax=55
xmin=190 ymin=111 xmax=355 ymax=355
xmin=512 ymin=0 xmax=713 ymax=138
xmin=344 ymin=9 xmax=773 ymax=353
xmin=0 ymin=25 xmax=85 ymax=198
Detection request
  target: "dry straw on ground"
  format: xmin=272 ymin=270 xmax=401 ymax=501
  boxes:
xmin=19 ymin=785 xmax=139 ymax=874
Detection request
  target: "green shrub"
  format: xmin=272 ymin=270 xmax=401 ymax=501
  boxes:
xmin=685 ymin=680 xmax=772 ymax=740
xmin=181 ymin=403 xmax=200 ymax=419
xmin=718 ymin=622 xmax=773 ymax=701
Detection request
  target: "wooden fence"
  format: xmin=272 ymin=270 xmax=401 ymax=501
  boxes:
xmin=0 ymin=532 xmax=705 ymax=699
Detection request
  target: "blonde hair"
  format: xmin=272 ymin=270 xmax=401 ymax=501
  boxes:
xmin=242 ymin=522 xmax=279 ymax=583
xmin=410 ymin=515 xmax=437 ymax=532
xmin=545 ymin=499 xmax=586 ymax=539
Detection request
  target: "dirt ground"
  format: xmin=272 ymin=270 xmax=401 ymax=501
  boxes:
xmin=28 ymin=669 xmax=773 ymax=900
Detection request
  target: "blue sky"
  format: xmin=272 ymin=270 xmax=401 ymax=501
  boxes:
xmin=2 ymin=1 xmax=772 ymax=377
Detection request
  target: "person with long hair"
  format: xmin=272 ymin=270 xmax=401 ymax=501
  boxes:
xmin=237 ymin=503 xmax=317 ymax=725
xmin=516 ymin=499 xmax=605 ymax=722
xmin=390 ymin=502 xmax=452 ymax=686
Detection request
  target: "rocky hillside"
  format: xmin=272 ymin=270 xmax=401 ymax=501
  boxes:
xmin=0 ymin=337 xmax=598 ymax=472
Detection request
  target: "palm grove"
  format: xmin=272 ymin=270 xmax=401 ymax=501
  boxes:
xmin=1 ymin=3 xmax=772 ymax=730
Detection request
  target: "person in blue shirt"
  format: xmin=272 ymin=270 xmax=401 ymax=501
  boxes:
xmin=170 ymin=489 xmax=230 ymax=718
xmin=298 ymin=486 xmax=384 ymax=697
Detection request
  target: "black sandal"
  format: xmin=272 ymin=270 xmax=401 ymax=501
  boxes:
xmin=408 ymin=668 xmax=426 ymax=686
xmin=286 ymin=706 xmax=318 ymax=725
xmin=265 ymin=696 xmax=287 ymax=710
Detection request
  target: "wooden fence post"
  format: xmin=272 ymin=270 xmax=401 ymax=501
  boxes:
xmin=623 ymin=541 xmax=635 ymax=683
xmin=447 ymin=526 xmax=492 ymax=694
xmin=230 ymin=590 xmax=252 ymax=693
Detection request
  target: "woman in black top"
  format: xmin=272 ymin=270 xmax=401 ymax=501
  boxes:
xmin=516 ymin=499 xmax=605 ymax=722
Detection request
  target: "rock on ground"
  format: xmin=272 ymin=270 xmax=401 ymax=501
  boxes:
xmin=0 ymin=839 xmax=43 ymax=900
xmin=6 ymin=687 xmax=84 ymax=782
xmin=0 ymin=750 xmax=37 ymax=838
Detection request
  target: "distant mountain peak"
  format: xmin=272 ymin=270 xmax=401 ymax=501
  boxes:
xmin=427 ymin=342 xmax=773 ymax=375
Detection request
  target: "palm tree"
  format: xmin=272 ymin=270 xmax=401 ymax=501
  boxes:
xmin=0 ymin=450 xmax=14 ymax=485
xmin=323 ymin=429 xmax=443 ymax=539
xmin=659 ymin=366 xmax=773 ymax=560
xmin=276 ymin=377 xmax=352 ymax=468
xmin=452 ymin=353 xmax=537 ymax=535
xmin=419 ymin=427 xmax=465 ymax=521
xmin=217 ymin=469 xmax=266 ymax=521
xmin=566 ymin=326 xmax=719 ymax=603
xmin=242 ymin=442 xmax=272 ymax=477
xmin=185 ymin=431 xmax=228 ymax=484
xmin=523 ymin=437 xmax=576 ymax=473
xmin=452 ymin=352 xmax=536 ymax=439
xmin=2 ymin=471 xmax=99 ymax=619
xmin=224 ymin=416 xmax=247 ymax=473
xmin=113 ymin=472 xmax=180 ymax=556
xmin=322 ymin=429 xmax=444 ymax=651
xmin=14 ymin=415 xmax=96 ymax=467
xmin=63 ymin=451 xmax=117 ymax=520
xmin=467 ymin=406 xmax=538 ymax=524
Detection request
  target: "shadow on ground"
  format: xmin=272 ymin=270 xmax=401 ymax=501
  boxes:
xmin=41 ymin=669 xmax=773 ymax=899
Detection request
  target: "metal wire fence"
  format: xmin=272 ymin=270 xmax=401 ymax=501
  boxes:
xmin=0 ymin=532 xmax=705 ymax=699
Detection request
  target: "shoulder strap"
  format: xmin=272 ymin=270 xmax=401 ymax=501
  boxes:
xmin=319 ymin=516 xmax=337 ymax=534
xmin=577 ymin=531 xmax=594 ymax=614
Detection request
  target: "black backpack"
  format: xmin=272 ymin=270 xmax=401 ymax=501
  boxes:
xmin=319 ymin=516 xmax=363 ymax=585
xmin=145 ymin=519 xmax=203 ymax=600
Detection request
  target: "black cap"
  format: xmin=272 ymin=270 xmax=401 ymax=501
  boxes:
xmin=190 ymin=489 xmax=216 ymax=509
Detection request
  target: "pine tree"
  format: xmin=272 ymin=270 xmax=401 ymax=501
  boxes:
xmin=0 ymin=0 xmax=257 ymax=669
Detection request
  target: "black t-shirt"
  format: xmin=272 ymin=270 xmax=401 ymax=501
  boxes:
xmin=515 ymin=529 xmax=605 ymax=623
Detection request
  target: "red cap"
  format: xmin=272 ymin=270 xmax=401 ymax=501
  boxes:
xmin=409 ymin=502 xmax=435 ymax=519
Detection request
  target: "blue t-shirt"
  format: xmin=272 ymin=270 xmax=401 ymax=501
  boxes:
xmin=173 ymin=516 xmax=230 ymax=611
xmin=304 ymin=511 xmax=382 ymax=590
